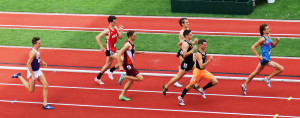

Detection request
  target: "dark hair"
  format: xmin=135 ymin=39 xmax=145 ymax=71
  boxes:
xmin=127 ymin=30 xmax=135 ymax=37
xmin=259 ymin=24 xmax=268 ymax=36
xmin=183 ymin=30 xmax=191 ymax=38
xmin=108 ymin=15 xmax=116 ymax=23
xmin=32 ymin=37 xmax=40 ymax=45
xmin=198 ymin=39 xmax=206 ymax=45
xmin=179 ymin=18 xmax=187 ymax=26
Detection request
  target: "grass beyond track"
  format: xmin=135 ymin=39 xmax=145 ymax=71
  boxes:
xmin=0 ymin=0 xmax=299 ymax=20
xmin=1 ymin=28 xmax=299 ymax=57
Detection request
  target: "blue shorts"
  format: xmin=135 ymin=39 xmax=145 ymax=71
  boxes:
xmin=260 ymin=58 xmax=270 ymax=66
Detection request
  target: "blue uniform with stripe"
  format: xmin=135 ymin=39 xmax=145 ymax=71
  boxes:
xmin=260 ymin=36 xmax=272 ymax=65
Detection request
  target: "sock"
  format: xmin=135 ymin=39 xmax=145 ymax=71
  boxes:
xmin=109 ymin=66 xmax=117 ymax=72
xmin=203 ymin=82 xmax=214 ymax=90
xmin=180 ymin=88 xmax=189 ymax=98
xmin=97 ymin=72 xmax=103 ymax=79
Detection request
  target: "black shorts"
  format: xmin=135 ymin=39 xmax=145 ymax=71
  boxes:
xmin=123 ymin=64 xmax=139 ymax=76
xmin=180 ymin=61 xmax=195 ymax=71
xmin=176 ymin=49 xmax=183 ymax=58
xmin=106 ymin=50 xmax=116 ymax=56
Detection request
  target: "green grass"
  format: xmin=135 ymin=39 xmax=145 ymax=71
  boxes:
xmin=0 ymin=0 xmax=299 ymax=20
xmin=1 ymin=29 xmax=299 ymax=57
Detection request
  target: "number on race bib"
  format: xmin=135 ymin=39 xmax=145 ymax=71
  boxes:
xmin=183 ymin=63 xmax=187 ymax=68
xmin=127 ymin=65 xmax=132 ymax=70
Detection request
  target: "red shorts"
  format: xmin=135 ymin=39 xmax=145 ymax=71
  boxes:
xmin=190 ymin=68 xmax=213 ymax=85
xmin=123 ymin=64 xmax=139 ymax=76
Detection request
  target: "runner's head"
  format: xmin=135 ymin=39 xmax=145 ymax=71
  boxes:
xmin=259 ymin=24 xmax=270 ymax=36
xmin=127 ymin=30 xmax=136 ymax=41
xmin=108 ymin=15 xmax=117 ymax=26
xmin=179 ymin=18 xmax=189 ymax=28
xmin=183 ymin=30 xmax=192 ymax=40
xmin=198 ymin=39 xmax=207 ymax=50
xmin=32 ymin=37 xmax=41 ymax=48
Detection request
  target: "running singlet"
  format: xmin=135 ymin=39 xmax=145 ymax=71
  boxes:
xmin=196 ymin=51 xmax=206 ymax=70
xmin=123 ymin=40 xmax=135 ymax=65
xmin=106 ymin=27 xmax=118 ymax=52
xmin=261 ymin=36 xmax=272 ymax=61
xmin=183 ymin=40 xmax=194 ymax=62
xmin=31 ymin=48 xmax=40 ymax=71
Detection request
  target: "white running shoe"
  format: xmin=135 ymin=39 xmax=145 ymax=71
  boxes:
xmin=264 ymin=77 xmax=271 ymax=88
xmin=198 ymin=88 xmax=206 ymax=99
xmin=108 ymin=71 xmax=114 ymax=80
xmin=178 ymin=96 xmax=185 ymax=106
xmin=174 ymin=81 xmax=183 ymax=87
xmin=95 ymin=77 xmax=104 ymax=85
xmin=241 ymin=84 xmax=247 ymax=95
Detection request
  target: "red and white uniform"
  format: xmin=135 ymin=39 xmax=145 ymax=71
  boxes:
xmin=106 ymin=27 xmax=118 ymax=52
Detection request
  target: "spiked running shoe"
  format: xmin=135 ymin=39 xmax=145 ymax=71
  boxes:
xmin=94 ymin=77 xmax=104 ymax=85
xmin=162 ymin=85 xmax=168 ymax=95
xmin=241 ymin=84 xmax=247 ymax=95
xmin=174 ymin=81 xmax=183 ymax=87
xmin=11 ymin=73 xmax=21 ymax=78
xmin=119 ymin=74 xmax=125 ymax=85
xmin=43 ymin=104 xmax=54 ymax=110
xmin=264 ymin=77 xmax=271 ymax=88
xmin=108 ymin=71 xmax=114 ymax=80
xmin=178 ymin=96 xmax=185 ymax=106
xmin=119 ymin=96 xmax=131 ymax=101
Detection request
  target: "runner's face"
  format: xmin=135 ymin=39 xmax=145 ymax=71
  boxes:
xmin=111 ymin=19 xmax=117 ymax=27
xmin=183 ymin=20 xmax=189 ymax=28
xmin=131 ymin=33 xmax=136 ymax=41
xmin=264 ymin=26 xmax=270 ymax=34
xmin=200 ymin=42 xmax=207 ymax=50
xmin=187 ymin=32 xmax=193 ymax=40
xmin=35 ymin=40 xmax=41 ymax=49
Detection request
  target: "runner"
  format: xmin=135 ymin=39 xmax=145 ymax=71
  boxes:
xmin=95 ymin=15 xmax=124 ymax=85
xmin=178 ymin=39 xmax=218 ymax=106
xmin=117 ymin=30 xmax=145 ymax=101
xmin=241 ymin=24 xmax=284 ymax=95
xmin=11 ymin=37 xmax=54 ymax=109
xmin=163 ymin=30 xmax=197 ymax=95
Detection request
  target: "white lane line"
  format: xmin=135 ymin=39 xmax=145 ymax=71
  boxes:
xmin=1 ymin=24 xmax=300 ymax=37
xmin=0 ymin=99 xmax=299 ymax=118
xmin=1 ymin=83 xmax=299 ymax=101
xmin=1 ymin=66 xmax=300 ymax=83
xmin=1 ymin=45 xmax=300 ymax=59
xmin=1 ymin=11 xmax=300 ymax=22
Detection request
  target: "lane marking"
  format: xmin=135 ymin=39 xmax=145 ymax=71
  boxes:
xmin=1 ymin=65 xmax=300 ymax=82
xmin=1 ymin=83 xmax=300 ymax=101
xmin=0 ymin=99 xmax=299 ymax=118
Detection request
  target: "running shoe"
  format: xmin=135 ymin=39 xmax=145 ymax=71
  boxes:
xmin=43 ymin=104 xmax=54 ymax=110
xmin=162 ymin=85 xmax=168 ymax=95
xmin=119 ymin=74 xmax=125 ymax=85
xmin=264 ymin=77 xmax=271 ymax=88
xmin=108 ymin=71 xmax=114 ymax=80
xmin=193 ymin=86 xmax=206 ymax=98
xmin=178 ymin=96 xmax=185 ymax=106
xmin=174 ymin=81 xmax=183 ymax=87
xmin=94 ymin=77 xmax=104 ymax=85
xmin=241 ymin=84 xmax=247 ymax=95
xmin=11 ymin=73 xmax=21 ymax=78
xmin=119 ymin=96 xmax=131 ymax=101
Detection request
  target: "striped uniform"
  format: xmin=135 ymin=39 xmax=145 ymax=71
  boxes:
xmin=106 ymin=27 xmax=118 ymax=56
xmin=123 ymin=40 xmax=139 ymax=76
xmin=260 ymin=36 xmax=272 ymax=66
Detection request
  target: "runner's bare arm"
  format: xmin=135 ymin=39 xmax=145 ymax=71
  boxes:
xmin=182 ymin=42 xmax=197 ymax=58
xmin=251 ymin=37 xmax=265 ymax=60
xmin=272 ymin=37 xmax=280 ymax=48
xmin=116 ymin=25 xmax=124 ymax=39
xmin=117 ymin=42 xmax=131 ymax=71
xmin=95 ymin=29 xmax=109 ymax=51
xmin=27 ymin=50 xmax=36 ymax=79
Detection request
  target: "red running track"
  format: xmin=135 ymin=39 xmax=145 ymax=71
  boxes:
xmin=1 ymin=12 xmax=300 ymax=37
xmin=0 ymin=46 xmax=300 ymax=117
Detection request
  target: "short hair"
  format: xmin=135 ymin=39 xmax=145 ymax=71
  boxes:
xmin=179 ymin=18 xmax=187 ymax=26
xmin=198 ymin=39 xmax=206 ymax=45
xmin=32 ymin=37 xmax=40 ymax=45
xmin=183 ymin=30 xmax=192 ymax=38
xmin=259 ymin=24 xmax=268 ymax=36
xmin=108 ymin=15 xmax=116 ymax=23
xmin=127 ymin=30 xmax=135 ymax=37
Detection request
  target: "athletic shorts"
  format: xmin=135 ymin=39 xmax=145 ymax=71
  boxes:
xmin=180 ymin=61 xmax=195 ymax=71
xmin=27 ymin=69 xmax=43 ymax=79
xmin=190 ymin=68 xmax=213 ymax=85
xmin=123 ymin=64 xmax=139 ymax=76
xmin=106 ymin=50 xmax=116 ymax=56
xmin=260 ymin=58 xmax=270 ymax=66
xmin=176 ymin=49 xmax=183 ymax=58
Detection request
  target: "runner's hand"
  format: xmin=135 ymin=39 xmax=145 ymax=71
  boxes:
xmin=119 ymin=66 xmax=124 ymax=71
xmin=100 ymin=47 xmax=105 ymax=52
xmin=42 ymin=61 xmax=47 ymax=67
xmin=259 ymin=56 xmax=264 ymax=60
xmin=192 ymin=45 xmax=197 ymax=51
xmin=209 ymin=56 xmax=213 ymax=62
xmin=119 ymin=25 xmax=124 ymax=31
xmin=276 ymin=37 xmax=280 ymax=42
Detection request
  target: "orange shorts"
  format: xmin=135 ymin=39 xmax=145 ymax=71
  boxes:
xmin=190 ymin=68 xmax=213 ymax=85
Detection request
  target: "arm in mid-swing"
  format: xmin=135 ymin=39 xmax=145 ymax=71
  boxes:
xmin=117 ymin=42 xmax=131 ymax=71
xmin=251 ymin=37 xmax=265 ymax=60
xmin=182 ymin=41 xmax=196 ymax=58
xmin=195 ymin=52 xmax=213 ymax=69
xmin=95 ymin=29 xmax=110 ymax=52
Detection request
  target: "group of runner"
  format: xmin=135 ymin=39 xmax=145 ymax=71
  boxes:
xmin=11 ymin=16 xmax=284 ymax=108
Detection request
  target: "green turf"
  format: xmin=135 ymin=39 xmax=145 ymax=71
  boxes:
xmin=0 ymin=0 xmax=299 ymax=20
xmin=1 ymin=28 xmax=299 ymax=57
